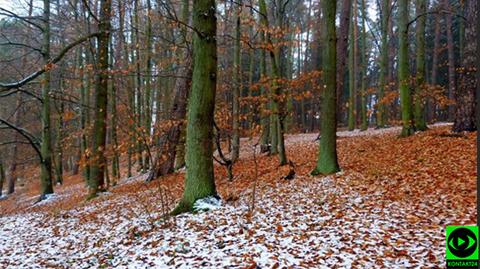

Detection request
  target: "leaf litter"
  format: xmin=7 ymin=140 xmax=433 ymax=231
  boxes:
xmin=0 ymin=123 xmax=475 ymax=268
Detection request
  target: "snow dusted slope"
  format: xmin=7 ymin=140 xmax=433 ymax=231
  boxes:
xmin=0 ymin=123 xmax=474 ymax=268
xmin=0 ymin=174 xmax=458 ymax=268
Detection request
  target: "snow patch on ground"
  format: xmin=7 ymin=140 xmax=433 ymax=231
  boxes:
xmin=193 ymin=196 xmax=222 ymax=212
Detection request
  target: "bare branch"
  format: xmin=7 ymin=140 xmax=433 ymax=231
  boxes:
xmin=0 ymin=32 xmax=102 ymax=91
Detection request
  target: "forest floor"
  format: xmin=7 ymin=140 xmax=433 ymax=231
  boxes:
xmin=0 ymin=123 xmax=476 ymax=268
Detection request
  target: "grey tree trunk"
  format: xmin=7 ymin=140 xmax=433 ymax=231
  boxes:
xmin=452 ymin=0 xmax=476 ymax=132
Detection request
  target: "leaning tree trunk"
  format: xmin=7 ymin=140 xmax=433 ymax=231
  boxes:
xmin=147 ymin=0 xmax=191 ymax=181
xmin=312 ymin=0 xmax=340 ymax=175
xmin=172 ymin=0 xmax=218 ymax=214
xmin=452 ymin=0 xmax=476 ymax=132
xmin=398 ymin=0 xmax=415 ymax=137
xmin=88 ymin=0 xmax=112 ymax=198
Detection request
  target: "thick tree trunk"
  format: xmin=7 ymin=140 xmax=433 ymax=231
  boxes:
xmin=452 ymin=1 xmax=476 ymax=132
xmin=312 ymin=0 xmax=340 ymax=175
xmin=88 ymin=0 xmax=111 ymax=198
xmin=398 ymin=0 xmax=415 ymax=137
xmin=172 ymin=0 xmax=218 ymax=214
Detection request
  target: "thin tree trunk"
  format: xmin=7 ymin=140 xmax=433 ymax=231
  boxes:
xmin=40 ymin=0 xmax=54 ymax=199
xmin=336 ymin=0 xmax=353 ymax=125
xmin=428 ymin=10 xmax=441 ymax=123
xmin=0 ymin=158 xmax=5 ymax=197
xmin=414 ymin=0 xmax=427 ymax=131
xmin=443 ymin=0 xmax=456 ymax=120
xmin=377 ymin=0 xmax=389 ymax=127
xmin=143 ymin=0 xmax=153 ymax=169
xmin=359 ymin=0 xmax=368 ymax=130
xmin=231 ymin=0 xmax=241 ymax=162
xmin=348 ymin=3 xmax=357 ymax=131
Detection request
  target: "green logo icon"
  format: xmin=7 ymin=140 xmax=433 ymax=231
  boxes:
xmin=446 ymin=226 xmax=479 ymax=260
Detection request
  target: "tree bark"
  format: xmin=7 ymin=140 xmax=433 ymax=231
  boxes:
xmin=452 ymin=0 xmax=476 ymax=132
xmin=377 ymin=0 xmax=390 ymax=127
xmin=414 ymin=0 xmax=427 ymax=131
xmin=336 ymin=0 xmax=353 ymax=125
xmin=312 ymin=0 xmax=340 ymax=175
xmin=172 ymin=0 xmax=218 ymax=214
xmin=40 ymin=0 xmax=54 ymax=199
xmin=147 ymin=0 xmax=191 ymax=181
xmin=443 ymin=0 xmax=456 ymax=120
xmin=398 ymin=0 xmax=415 ymax=137
xmin=428 ymin=10 xmax=441 ymax=123
xmin=88 ymin=0 xmax=111 ymax=198
xmin=231 ymin=0 xmax=242 ymax=162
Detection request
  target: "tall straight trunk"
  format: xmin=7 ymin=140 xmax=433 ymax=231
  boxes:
xmin=443 ymin=0 xmax=455 ymax=120
xmin=88 ymin=0 xmax=111 ymax=198
xmin=54 ymin=99 xmax=64 ymax=185
xmin=143 ymin=0 xmax=153 ymax=169
xmin=336 ymin=0 xmax=353 ymax=125
xmin=231 ymin=0 xmax=241 ymax=162
xmin=458 ymin=1 xmax=464 ymax=63
xmin=428 ymin=10 xmax=440 ymax=123
xmin=79 ymin=47 xmax=90 ymax=183
xmin=274 ymin=0 xmax=287 ymax=166
xmin=452 ymin=0 xmax=476 ymax=132
xmin=133 ymin=0 xmax=144 ymax=171
xmin=259 ymin=24 xmax=270 ymax=152
xmin=414 ymin=0 xmax=427 ymax=131
xmin=348 ymin=3 xmax=357 ymax=131
xmin=110 ymin=38 xmax=120 ymax=183
xmin=398 ymin=0 xmax=415 ymax=137
xmin=359 ymin=0 xmax=368 ymax=130
xmin=259 ymin=0 xmax=287 ymax=165
xmin=312 ymin=0 xmax=340 ymax=175
xmin=53 ymin=0 xmax=65 ymax=185
xmin=40 ymin=0 xmax=54 ymax=199
xmin=172 ymin=0 xmax=218 ymax=214
xmin=377 ymin=0 xmax=389 ymax=127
